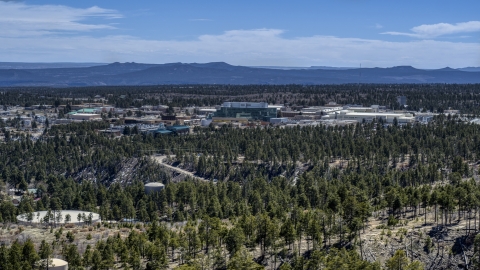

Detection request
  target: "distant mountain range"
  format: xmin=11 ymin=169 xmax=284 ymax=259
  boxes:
xmin=457 ymin=67 xmax=480 ymax=72
xmin=0 ymin=62 xmax=479 ymax=86
xmin=249 ymin=66 xmax=355 ymax=70
xmin=0 ymin=62 xmax=106 ymax=70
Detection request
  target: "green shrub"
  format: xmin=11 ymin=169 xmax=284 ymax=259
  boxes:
xmin=387 ymin=215 xmax=399 ymax=227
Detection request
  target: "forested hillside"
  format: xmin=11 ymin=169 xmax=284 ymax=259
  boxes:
xmin=1 ymin=85 xmax=480 ymax=269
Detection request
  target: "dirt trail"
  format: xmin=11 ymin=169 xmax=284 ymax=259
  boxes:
xmin=151 ymin=155 xmax=209 ymax=182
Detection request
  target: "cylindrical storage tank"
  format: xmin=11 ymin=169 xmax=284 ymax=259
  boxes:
xmin=144 ymin=182 xmax=165 ymax=194
xmin=50 ymin=259 xmax=68 ymax=270
xmin=38 ymin=259 xmax=68 ymax=270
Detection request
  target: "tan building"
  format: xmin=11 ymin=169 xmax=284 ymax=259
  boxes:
xmin=69 ymin=113 xmax=101 ymax=121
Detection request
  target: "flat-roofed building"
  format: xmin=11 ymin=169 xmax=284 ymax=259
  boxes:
xmin=76 ymin=108 xmax=97 ymax=114
xmin=167 ymin=125 xmax=190 ymax=134
xmin=214 ymin=102 xmax=277 ymax=121
xmin=342 ymin=105 xmax=379 ymax=113
xmin=198 ymin=108 xmax=218 ymax=114
xmin=69 ymin=113 xmax=101 ymax=121
xmin=270 ymin=118 xmax=290 ymax=124
xmin=281 ymin=111 xmax=301 ymax=118
xmin=336 ymin=110 xmax=414 ymax=124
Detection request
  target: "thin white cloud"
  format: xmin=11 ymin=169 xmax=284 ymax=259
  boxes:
xmin=375 ymin=23 xmax=383 ymax=29
xmin=0 ymin=2 xmax=478 ymax=68
xmin=0 ymin=29 xmax=478 ymax=68
xmin=0 ymin=2 xmax=121 ymax=37
xmin=383 ymin=21 xmax=480 ymax=38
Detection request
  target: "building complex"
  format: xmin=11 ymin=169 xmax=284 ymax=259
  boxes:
xmin=213 ymin=102 xmax=278 ymax=122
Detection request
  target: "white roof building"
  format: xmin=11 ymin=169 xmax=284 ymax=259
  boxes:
xmin=335 ymin=110 xmax=414 ymax=123
xmin=69 ymin=113 xmax=101 ymax=121
xmin=221 ymin=102 xmax=268 ymax=108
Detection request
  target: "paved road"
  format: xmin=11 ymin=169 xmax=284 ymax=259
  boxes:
xmin=151 ymin=155 xmax=209 ymax=182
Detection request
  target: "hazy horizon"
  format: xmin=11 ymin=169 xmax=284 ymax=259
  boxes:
xmin=0 ymin=61 xmax=478 ymax=71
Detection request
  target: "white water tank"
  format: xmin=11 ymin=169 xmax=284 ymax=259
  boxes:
xmin=38 ymin=258 xmax=68 ymax=270
xmin=144 ymin=182 xmax=165 ymax=194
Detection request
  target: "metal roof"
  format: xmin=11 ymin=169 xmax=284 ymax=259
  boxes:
xmin=77 ymin=108 xmax=96 ymax=113
xmin=168 ymin=125 xmax=189 ymax=131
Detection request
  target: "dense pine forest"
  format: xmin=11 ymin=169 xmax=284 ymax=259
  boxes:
xmin=3 ymin=84 xmax=480 ymax=113
xmin=1 ymin=85 xmax=480 ymax=269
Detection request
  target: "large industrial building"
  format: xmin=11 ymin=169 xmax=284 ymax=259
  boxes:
xmin=213 ymin=102 xmax=278 ymax=121
xmin=281 ymin=104 xmax=416 ymax=124
xmin=69 ymin=113 xmax=101 ymax=121
xmin=334 ymin=110 xmax=414 ymax=124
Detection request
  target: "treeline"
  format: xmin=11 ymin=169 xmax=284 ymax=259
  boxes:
xmin=2 ymin=84 xmax=480 ymax=113
xmin=0 ymin=221 xmax=395 ymax=270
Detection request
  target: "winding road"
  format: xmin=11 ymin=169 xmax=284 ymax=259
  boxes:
xmin=151 ymin=155 xmax=209 ymax=182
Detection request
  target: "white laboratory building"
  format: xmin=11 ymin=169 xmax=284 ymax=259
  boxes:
xmin=334 ymin=110 xmax=414 ymax=124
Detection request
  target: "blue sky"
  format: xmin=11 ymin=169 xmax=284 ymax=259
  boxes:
xmin=0 ymin=0 xmax=479 ymax=68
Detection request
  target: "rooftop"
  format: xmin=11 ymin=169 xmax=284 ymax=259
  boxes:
xmin=340 ymin=112 xmax=410 ymax=117
xmin=145 ymin=182 xmax=165 ymax=187
xmin=155 ymin=130 xmax=173 ymax=134
xmin=77 ymin=108 xmax=96 ymax=113
xmin=221 ymin=102 xmax=269 ymax=108
xmin=168 ymin=125 xmax=189 ymax=131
